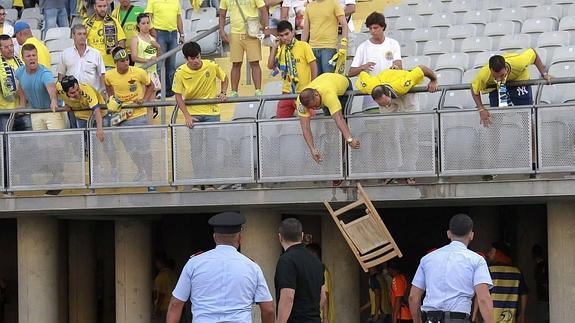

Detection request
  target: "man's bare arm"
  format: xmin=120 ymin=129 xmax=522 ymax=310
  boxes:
xmin=165 ymin=297 xmax=185 ymax=323
xmin=475 ymin=284 xmax=494 ymax=323
xmin=277 ymin=288 xmax=295 ymax=323
xmin=408 ymin=286 xmax=425 ymax=323
xmin=259 ymin=300 xmax=275 ymax=323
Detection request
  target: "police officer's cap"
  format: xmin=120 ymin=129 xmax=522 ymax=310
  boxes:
xmin=208 ymin=212 xmax=246 ymax=234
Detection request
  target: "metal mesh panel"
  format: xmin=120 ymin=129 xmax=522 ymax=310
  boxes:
xmin=538 ymin=106 xmax=575 ymax=172
xmin=89 ymin=126 xmax=169 ymax=188
xmin=172 ymin=123 xmax=256 ymax=185
xmin=258 ymin=118 xmax=343 ymax=182
xmin=347 ymin=114 xmax=436 ymax=179
xmin=0 ymin=136 xmax=4 ymax=191
xmin=7 ymin=130 xmax=86 ymax=190
xmin=440 ymin=108 xmax=533 ymax=175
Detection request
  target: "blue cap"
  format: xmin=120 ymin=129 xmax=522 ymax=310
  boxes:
xmin=14 ymin=21 xmax=31 ymax=34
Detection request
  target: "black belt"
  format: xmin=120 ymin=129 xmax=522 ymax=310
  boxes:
xmin=422 ymin=311 xmax=469 ymax=322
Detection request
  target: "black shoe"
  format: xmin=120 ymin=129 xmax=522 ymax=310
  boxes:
xmin=45 ymin=189 xmax=62 ymax=196
xmin=482 ymin=175 xmax=495 ymax=181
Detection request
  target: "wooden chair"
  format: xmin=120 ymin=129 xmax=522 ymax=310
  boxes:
xmin=324 ymin=183 xmax=402 ymax=272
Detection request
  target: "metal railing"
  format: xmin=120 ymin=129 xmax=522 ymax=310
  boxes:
xmin=1 ymin=77 xmax=574 ymax=192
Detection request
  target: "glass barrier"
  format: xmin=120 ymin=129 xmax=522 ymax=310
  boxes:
xmin=6 ymin=129 xmax=86 ymax=191
xmin=89 ymin=126 xmax=169 ymax=188
xmin=537 ymin=105 xmax=575 ymax=173
xmin=439 ymin=107 xmax=533 ymax=176
xmin=347 ymin=112 xmax=437 ymax=179
xmin=258 ymin=118 xmax=344 ymax=182
xmin=172 ymin=122 xmax=257 ymax=185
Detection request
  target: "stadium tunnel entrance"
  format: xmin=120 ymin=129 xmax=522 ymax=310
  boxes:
xmin=0 ymin=204 xmax=555 ymax=323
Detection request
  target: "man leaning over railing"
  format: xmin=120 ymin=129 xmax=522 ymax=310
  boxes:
xmin=471 ymin=48 xmax=552 ymax=128
xmin=297 ymin=72 xmax=360 ymax=163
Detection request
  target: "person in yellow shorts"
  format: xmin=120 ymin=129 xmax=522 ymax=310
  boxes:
xmin=219 ymin=0 xmax=270 ymax=97
xmin=297 ymin=72 xmax=360 ymax=163
xmin=105 ymin=47 xmax=156 ymax=189
xmin=173 ymin=42 xmax=228 ymax=128
xmin=470 ymin=49 xmax=550 ymax=127
xmin=57 ymin=75 xmax=107 ymax=140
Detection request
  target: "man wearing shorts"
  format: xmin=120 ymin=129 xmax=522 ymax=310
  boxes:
xmin=267 ymin=20 xmax=317 ymax=118
xmin=219 ymin=0 xmax=270 ymax=97
xmin=357 ymin=65 xmax=438 ymax=180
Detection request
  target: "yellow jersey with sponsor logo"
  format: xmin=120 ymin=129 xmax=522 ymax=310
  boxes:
xmin=296 ymin=73 xmax=350 ymax=117
xmin=145 ymin=0 xmax=182 ymax=31
xmin=56 ymin=82 xmax=106 ymax=121
xmin=356 ymin=67 xmax=425 ymax=97
xmin=276 ymin=40 xmax=316 ymax=94
xmin=85 ymin=17 xmax=127 ymax=67
xmin=172 ymin=60 xmax=226 ymax=116
xmin=104 ymin=66 xmax=150 ymax=120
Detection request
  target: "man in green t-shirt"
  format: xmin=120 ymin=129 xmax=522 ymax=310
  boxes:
xmin=112 ymin=0 xmax=145 ymax=58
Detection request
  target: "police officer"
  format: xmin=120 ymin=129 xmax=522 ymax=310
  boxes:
xmin=166 ymin=212 xmax=275 ymax=323
xmin=408 ymin=213 xmax=495 ymax=323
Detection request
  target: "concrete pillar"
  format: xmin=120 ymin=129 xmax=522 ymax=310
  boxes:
xmin=115 ymin=220 xmax=152 ymax=323
xmin=17 ymin=216 xmax=59 ymax=323
xmin=69 ymin=221 xmax=97 ymax=323
xmin=322 ymin=214 xmax=360 ymax=323
xmin=547 ymin=202 xmax=575 ymax=323
xmin=468 ymin=206 xmax=500 ymax=254
xmin=241 ymin=209 xmax=282 ymax=322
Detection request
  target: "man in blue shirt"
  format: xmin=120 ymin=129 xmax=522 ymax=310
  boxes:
xmin=409 ymin=213 xmax=494 ymax=323
xmin=16 ymin=43 xmax=65 ymax=130
xmin=167 ymin=212 xmax=275 ymax=323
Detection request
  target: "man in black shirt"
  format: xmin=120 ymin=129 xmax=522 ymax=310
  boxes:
xmin=275 ymin=218 xmax=325 ymax=323
xmin=532 ymin=244 xmax=549 ymax=323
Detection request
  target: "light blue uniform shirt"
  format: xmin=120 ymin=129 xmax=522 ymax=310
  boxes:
xmin=412 ymin=241 xmax=493 ymax=314
xmin=172 ymin=245 xmax=273 ymax=323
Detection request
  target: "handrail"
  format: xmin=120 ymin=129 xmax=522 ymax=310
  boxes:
xmin=2 ymin=76 xmax=573 ymax=115
xmin=141 ymin=18 xmax=230 ymax=70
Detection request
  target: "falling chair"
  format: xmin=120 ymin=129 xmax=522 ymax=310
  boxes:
xmin=324 ymin=183 xmax=402 ymax=272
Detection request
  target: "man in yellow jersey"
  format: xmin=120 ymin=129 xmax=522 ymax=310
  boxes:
xmin=57 ymin=75 xmax=106 ymax=140
xmin=297 ymin=73 xmax=359 ymax=163
xmin=105 ymin=47 xmax=156 ymax=188
xmin=146 ymin=0 xmax=185 ymax=97
xmin=173 ymin=42 xmax=228 ymax=128
xmin=268 ymin=20 xmax=317 ymax=118
xmin=112 ymin=0 xmax=145 ymax=60
xmin=302 ymin=0 xmax=348 ymax=75
xmin=219 ymin=0 xmax=270 ymax=97
xmin=0 ymin=34 xmax=30 ymax=131
xmin=13 ymin=21 xmax=51 ymax=68
xmin=85 ymin=0 xmax=126 ymax=69
xmin=356 ymin=65 xmax=437 ymax=183
xmin=471 ymin=49 xmax=551 ymax=127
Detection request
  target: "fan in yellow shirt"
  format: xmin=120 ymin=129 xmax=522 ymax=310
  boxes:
xmin=296 ymin=73 xmax=359 ymax=163
xmin=173 ymin=42 xmax=228 ymax=128
xmin=470 ymin=48 xmax=551 ymax=127
xmin=356 ymin=65 xmax=438 ymax=108
xmin=85 ymin=0 xmax=127 ymax=68
xmin=14 ymin=22 xmax=51 ymax=68
xmin=57 ymin=76 xmax=107 ymax=141
xmin=104 ymin=47 xmax=155 ymax=123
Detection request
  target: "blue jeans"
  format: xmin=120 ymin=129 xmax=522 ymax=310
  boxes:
xmin=156 ymin=30 xmax=178 ymax=95
xmin=0 ymin=113 xmax=32 ymax=132
xmin=76 ymin=114 xmax=112 ymax=128
xmin=192 ymin=115 xmax=220 ymax=123
xmin=68 ymin=0 xmax=77 ymax=17
xmin=312 ymin=48 xmax=337 ymax=75
xmin=43 ymin=8 xmax=70 ymax=38
xmin=488 ymin=85 xmax=533 ymax=107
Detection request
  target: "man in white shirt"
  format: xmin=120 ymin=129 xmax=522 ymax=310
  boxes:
xmin=348 ymin=12 xmax=401 ymax=110
xmin=0 ymin=5 xmax=14 ymax=36
xmin=58 ymin=24 xmax=107 ymax=95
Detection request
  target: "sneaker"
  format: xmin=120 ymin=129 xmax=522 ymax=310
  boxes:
xmin=332 ymin=180 xmax=343 ymax=187
xmin=482 ymin=175 xmax=496 ymax=181
xmin=147 ymin=186 xmax=156 ymax=192
xmin=203 ymin=185 xmax=216 ymax=191
xmin=45 ymin=190 xmax=62 ymax=196
xmin=255 ymin=89 xmax=264 ymax=96
xmin=229 ymin=91 xmax=239 ymax=98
